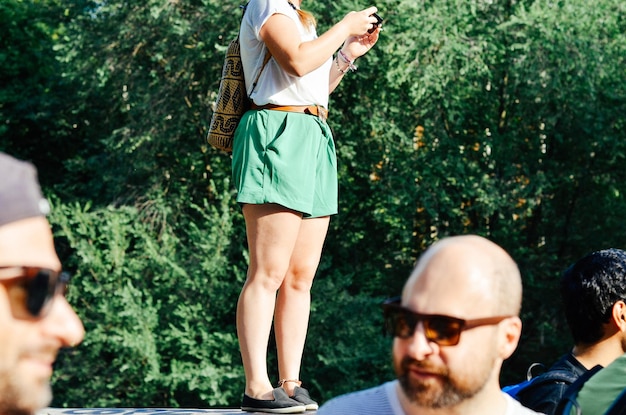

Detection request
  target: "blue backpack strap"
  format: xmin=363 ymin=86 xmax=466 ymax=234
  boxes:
xmin=604 ymin=388 xmax=626 ymax=415
xmin=505 ymin=368 xmax=578 ymax=401
xmin=503 ymin=378 xmax=535 ymax=398
xmin=535 ymin=370 xmax=579 ymax=384
xmin=555 ymin=365 xmax=603 ymax=415
xmin=503 ymin=362 xmax=548 ymax=399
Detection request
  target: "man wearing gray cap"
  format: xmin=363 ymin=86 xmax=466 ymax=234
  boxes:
xmin=0 ymin=152 xmax=85 ymax=415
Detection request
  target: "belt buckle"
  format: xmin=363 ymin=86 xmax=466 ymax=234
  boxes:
xmin=316 ymin=105 xmax=328 ymax=122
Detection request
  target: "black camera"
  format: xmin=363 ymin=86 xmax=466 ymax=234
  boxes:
xmin=368 ymin=13 xmax=383 ymax=33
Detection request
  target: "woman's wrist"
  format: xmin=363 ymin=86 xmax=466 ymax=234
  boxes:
xmin=338 ymin=48 xmax=355 ymax=62
xmin=337 ymin=49 xmax=357 ymax=72
xmin=334 ymin=55 xmax=350 ymax=74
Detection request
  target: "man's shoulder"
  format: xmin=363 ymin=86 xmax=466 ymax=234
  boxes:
xmin=577 ymin=353 xmax=626 ymax=414
xmin=318 ymin=381 xmax=399 ymax=415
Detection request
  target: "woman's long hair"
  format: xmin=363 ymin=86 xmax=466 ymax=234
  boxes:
xmin=288 ymin=1 xmax=316 ymax=29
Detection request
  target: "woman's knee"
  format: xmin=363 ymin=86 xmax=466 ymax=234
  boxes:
xmin=247 ymin=269 xmax=287 ymax=292
xmin=282 ymin=267 xmax=317 ymax=292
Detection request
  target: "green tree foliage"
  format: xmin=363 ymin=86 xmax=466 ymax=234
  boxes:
xmin=1 ymin=0 xmax=625 ymax=407
xmin=49 ymin=0 xmax=233 ymax=203
xmin=0 ymin=0 xmax=77 ymax=183
xmin=51 ymin=186 xmax=246 ymax=406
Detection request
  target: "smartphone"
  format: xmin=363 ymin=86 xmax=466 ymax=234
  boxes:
xmin=368 ymin=13 xmax=383 ymax=33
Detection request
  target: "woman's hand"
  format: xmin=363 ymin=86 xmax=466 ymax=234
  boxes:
xmin=341 ymin=26 xmax=381 ymax=61
xmin=340 ymin=7 xmax=380 ymax=37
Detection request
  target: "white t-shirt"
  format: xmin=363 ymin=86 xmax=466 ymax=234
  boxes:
xmin=317 ymin=380 xmax=545 ymax=415
xmin=318 ymin=381 xmax=404 ymax=415
xmin=239 ymin=0 xmax=332 ymax=108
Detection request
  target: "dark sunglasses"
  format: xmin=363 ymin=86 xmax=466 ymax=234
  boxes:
xmin=0 ymin=266 xmax=70 ymax=319
xmin=382 ymin=297 xmax=512 ymax=346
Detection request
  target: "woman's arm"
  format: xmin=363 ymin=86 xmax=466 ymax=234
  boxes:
xmin=259 ymin=6 xmax=379 ymax=77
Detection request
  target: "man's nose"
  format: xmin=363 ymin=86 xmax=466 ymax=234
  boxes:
xmin=42 ymin=295 xmax=85 ymax=347
xmin=405 ymin=321 xmax=436 ymax=360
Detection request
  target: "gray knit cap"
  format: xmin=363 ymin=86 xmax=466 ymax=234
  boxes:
xmin=0 ymin=152 xmax=50 ymax=227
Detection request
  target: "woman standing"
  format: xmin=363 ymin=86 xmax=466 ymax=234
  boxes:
xmin=232 ymin=0 xmax=381 ymax=412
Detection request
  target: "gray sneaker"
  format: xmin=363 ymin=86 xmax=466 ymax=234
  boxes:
xmin=291 ymin=386 xmax=319 ymax=411
xmin=241 ymin=387 xmax=307 ymax=413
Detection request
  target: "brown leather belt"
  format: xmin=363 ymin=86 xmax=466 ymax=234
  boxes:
xmin=251 ymin=103 xmax=328 ymax=122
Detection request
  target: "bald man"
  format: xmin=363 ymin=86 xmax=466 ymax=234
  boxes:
xmin=318 ymin=235 xmax=542 ymax=415
xmin=0 ymin=152 xmax=85 ymax=415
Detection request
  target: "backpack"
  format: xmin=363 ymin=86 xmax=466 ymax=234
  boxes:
xmin=556 ymin=366 xmax=626 ymax=415
xmin=207 ymin=4 xmax=270 ymax=153
xmin=505 ymin=361 xmax=626 ymax=415
xmin=503 ymin=362 xmax=601 ymax=414
xmin=502 ymin=362 xmax=563 ymax=400
xmin=553 ymin=364 xmax=601 ymax=414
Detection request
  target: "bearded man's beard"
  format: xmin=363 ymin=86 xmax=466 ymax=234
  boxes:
xmin=0 ymin=368 xmax=52 ymax=415
xmin=396 ymin=356 xmax=487 ymax=408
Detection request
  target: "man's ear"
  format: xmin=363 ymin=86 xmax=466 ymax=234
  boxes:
xmin=611 ymin=301 xmax=626 ymax=332
xmin=499 ymin=316 xmax=522 ymax=359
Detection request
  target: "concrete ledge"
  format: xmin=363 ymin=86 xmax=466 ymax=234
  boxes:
xmin=40 ymin=409 xmax=245 ymax=415
xmin=40 ymin=409 xmax=317 ymax=415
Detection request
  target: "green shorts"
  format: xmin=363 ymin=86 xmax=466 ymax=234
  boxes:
xmin=231 ymin=109 xmax=338 ymax=218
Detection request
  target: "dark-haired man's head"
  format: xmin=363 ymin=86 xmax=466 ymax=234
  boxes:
xmin=561 ymin=248 xmax=626 ymax=346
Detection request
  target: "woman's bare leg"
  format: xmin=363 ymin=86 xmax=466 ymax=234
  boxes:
xmin=275 ymin=216 xmax=330 ymax=396
xmin=237 ymin=203 xmax=303 ymax=399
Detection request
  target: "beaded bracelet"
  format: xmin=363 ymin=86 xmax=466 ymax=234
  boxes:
xmin=338 ymin=50 xmax=357 ymax=72
xmin=334 ymin=56 xmax=348 ymax=74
